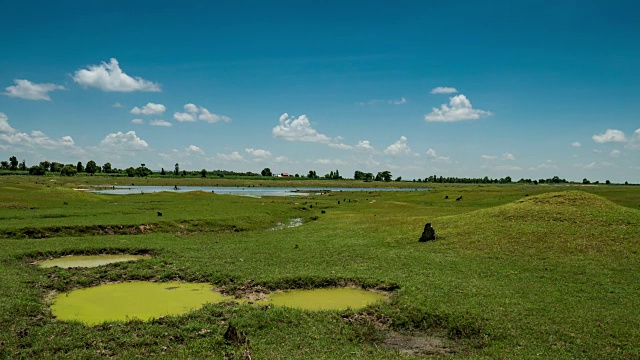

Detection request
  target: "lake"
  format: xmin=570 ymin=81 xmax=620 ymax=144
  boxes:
xmin=89 ymin=186 xmax=431 ymax=197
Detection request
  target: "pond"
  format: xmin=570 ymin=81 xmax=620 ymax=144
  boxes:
xmin=39 ymin=254 xmax=151 ymax=268
xmin=260 ymin=288 xmax=387 ymax=311
xmin=89 ymin=186 xmax=431 ymax=197
xmin=50 ymin=281 xmax=232 ymax=325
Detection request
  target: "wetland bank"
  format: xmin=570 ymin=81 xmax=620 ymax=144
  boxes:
xmin=1 ymin=176 xmax=639 ymax=358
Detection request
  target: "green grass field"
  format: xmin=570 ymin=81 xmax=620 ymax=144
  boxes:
xmin=1 ymin=176 xmax=639 ymax=358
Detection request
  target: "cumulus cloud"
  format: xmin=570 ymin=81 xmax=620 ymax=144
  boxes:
xmin=571 ymin=141 xmax=581 ymax=148
xmin=480 ymin=155 xmax=496 ymax=160
xmin=272 ymin=113 xmax=333 ymax=143
xmin=99 ymin=131 xmax=149 ymax=151
xmin=274 ymin=156 xmax=289 ymax=163
xmin=426 ymin=148 xmax=450 ymax=163
xmin=173 ymin=103 xmax=230 ymax=123
xmin=0 ymin=113 xmax=16 ymax=133
xmin=73 ymin=58 xmax=160 ymax=92
xmin=328 ymin=143 xmax=353 ymax=150
xmin=384 ymin=136 xmax=415 ymax=156
xmin=217 ymin=151 xmax=244 ymax=161
xmin=112 ymin=102 xmax=123 ymax=108
xmin=503 ymin=152 xmax=516 ymax=161
xmin=355 ymin=140 xmax=375 ymax=152
xmin=529 ymin=160 xmax=558 ymax=171
xmin=245 ymin=148 xmax=272 ymax=158
xmin=425 ymin=94 xmax=492 ymax=122
xmin=430 ymin=87 xmax=458 ymax=94
xmin=592 ymin=129 xmax=627 ymax=143
xmin=149 ymin=119 xmax=172 ymax=127
xmin=130 ymin=102 xmax=166 ymax=115
xmin=3 ymin=79 xmax=65 ymax=100
xmin=610 ymin=149 xmax=621 ymax=157
xmin=186 ymin=145 xmax=204 ymax=155
xmin=625 ymin=129 xmax=640 ymax=149
xmin=131 ymin=119 xmax=144 ymax=124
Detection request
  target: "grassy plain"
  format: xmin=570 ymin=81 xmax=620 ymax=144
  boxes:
xmin=1 ymin=176 xmax=639 ymax=358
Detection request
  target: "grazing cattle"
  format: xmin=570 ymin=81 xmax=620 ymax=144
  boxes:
xmin=444 ymin=195 xmax=448 ymax=199
xmin=157 ymin=212 xmax=163 ymax=216
xmin=456 ymin=196 xmax=462 ymax=201
xmin=338 ymin=200 xmax=340 ymax=204
xmin=321 ymin=210 xmax=326 ymax=214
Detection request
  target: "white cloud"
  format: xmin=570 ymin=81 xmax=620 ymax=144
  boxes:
xmin=502 ymin=152 xmax=516 ymax=161
xmin=481 ymin=155 xmax=496 ymax=160
xmin=130 ymin=102 xmax=166 ymax=115
xmin=426 ymin=148 xmax=450 ymax=163
xmin=3 ymin=79 xmax=65 ymax=100
xmin=355 ymin=140 xmax=375 ymax=152
xmin=626 ymin=129 xmax=640 ymax=149
xmin=430 ymin=87 xmax=458 ymax=94
xmin=112 ymin=102 xmax=123 ymax=108
xmin=198 ymin=107 xmax=231 ymax=123
xmin=73 ymin=58 xmax=161 ymax=92
xmin=173 ymin=112 xmax=196 ymax=122
xmin=274 ymin=156 xmax=289 ymax=163
xmin=99 ymin=131 xmax=149 ymax=151
xmin=245 ymin=148 xmax=272 ymax=158
xmin=273 ymin=113 xmax=333 ymax=143
xmin=593 ymin=149 xmax=603 ymax=153
xmin=328 ymin=143 xmax=353 ymax=150
xmin=173 ymin=103 xmax=230 ymax=123
xmin=384 ymin=136 xmax=416 ymax=156
xmin=186 ymin=145 xmax=204 ymax=155
xmin=610 ymin=149 xmax=621 ymax=157
xmin=571 ymin=141 xmax=581 ymax=148
xmin=149 ymin=119 xmax=172 ymax=127
xmin=217 ymin=151 xmax=244 ymax=162
xmin=592 ymin=129 xmax=627 ymax=143
xmin=529 ymin=160 xmax=558 ymax=171
xmin=131 ymin=119 xmax=144 ymax=124
xmin=0 ymin=113 xmax=16 ymax=133
xmin=357 ymin=97 xmax=407 ymax=106
xmin=425 ymin=94 xmax=492 ymax=122
xmin=316 ymin=159 xmax=347 ymax=166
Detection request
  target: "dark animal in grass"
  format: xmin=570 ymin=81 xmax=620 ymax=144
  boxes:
xmin=456 ymin=196 xmax=462 ymax=201
xmin=338 ymin=200 xmax=340 ymax=204
xmin=157 ymin=212 xmax=162 ymax=216
xmin=63 ymin=201 xmax=68 ymax=205
xmin=419 ymin=223 xmax=436 ymax=242
xmin=321 ymin=210 xmax=326 ymax=214
xmin=224 ymin=322 xmax=247 ymax=345
xmin=444 ymin=195 xmax=448 ymax=199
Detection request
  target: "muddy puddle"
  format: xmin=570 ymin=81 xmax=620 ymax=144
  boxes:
xmin=50 ymin=281 xmax=232 ymax=325
xmin=269 ymin=218 xmax=303 ymax=230
xmin=260 ymin=288 xmax=387 ymax=311
xmin=39 ymin=254 xmax=151 ymax=268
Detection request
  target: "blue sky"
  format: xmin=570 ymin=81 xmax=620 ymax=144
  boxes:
xmin=1 ymin=0 xmax=639 ymax=182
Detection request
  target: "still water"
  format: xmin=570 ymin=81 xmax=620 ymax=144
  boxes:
xmin=90 ymin=186 xmax=430 ymax=197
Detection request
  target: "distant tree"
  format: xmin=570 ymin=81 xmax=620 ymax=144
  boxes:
xmin=40 ymin=161 xmax=51 ymax=171
xmin=364 ymin=172 xmax=373 ymax=181
xmin=50 ymin=162 xmax=63 ymax=172
xmin=76 ymin=161 xmax=84 ymax=173
xmin=377 ymin=171 xmax=392 ymax=182
xmin=395 ymin=176 xmax=402 ymax=182
xmin=9 ymin=156 xmax=18 ymax=171
xmin=125 ymin=167 xmax=136 ymax=177
xmin=0 ymin=161 xmax=8 ymax=170
xmin=294 ymin=174 xmax=299 ymax=177
xmin=160 ymin=167 xmax=166 ymax=175
xmin=261 ymin=168 xmax=272 ymax=176
xmin=625 ymin=181 xmax=629 ymax=185
xmin=582 ymin=178 xmax=590 ymax=184
xmin=134 ymin=165 xmax=152 ymax=177
xmin=200 ymin=169 xmax=207 ymax=178
xmin=181 ymin=170 xmax=187 ymax=177
xmin=354 ymin=170 xmax=365 ymax=180
xmin=60 ymin=165 xmax=77 ymax=176
xmin=19 ymin=159 xmax=26 ymax=171
xmin=102 ymin=162 xmax=112 ymax=173
xmin=174 ymin=163 xmax=180 ymax=176
xmin=85 ymin=160 xmax=98 ymax=175
xmin=605 ymin=180 xmax=611 ymax=185
xmin=28 ymin=165 xmax=46 ymax=175
xmin=308 ymin=170 xmax=317 ymax=179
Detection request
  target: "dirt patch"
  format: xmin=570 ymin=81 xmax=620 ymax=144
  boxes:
xmin=382 ymin=331 xmax=454 ymax=355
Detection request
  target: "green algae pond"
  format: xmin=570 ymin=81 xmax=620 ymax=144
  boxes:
xmin=262 ymin=288 xmax=387 ymax=311
xmin=38 ymin=254 xmax=151 ymax=268
xmin=50 ymin=282 xmax=232 ymax=325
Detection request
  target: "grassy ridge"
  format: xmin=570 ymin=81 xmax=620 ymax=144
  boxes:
xmin=0 ymin=177 xmax=639 ymax=358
